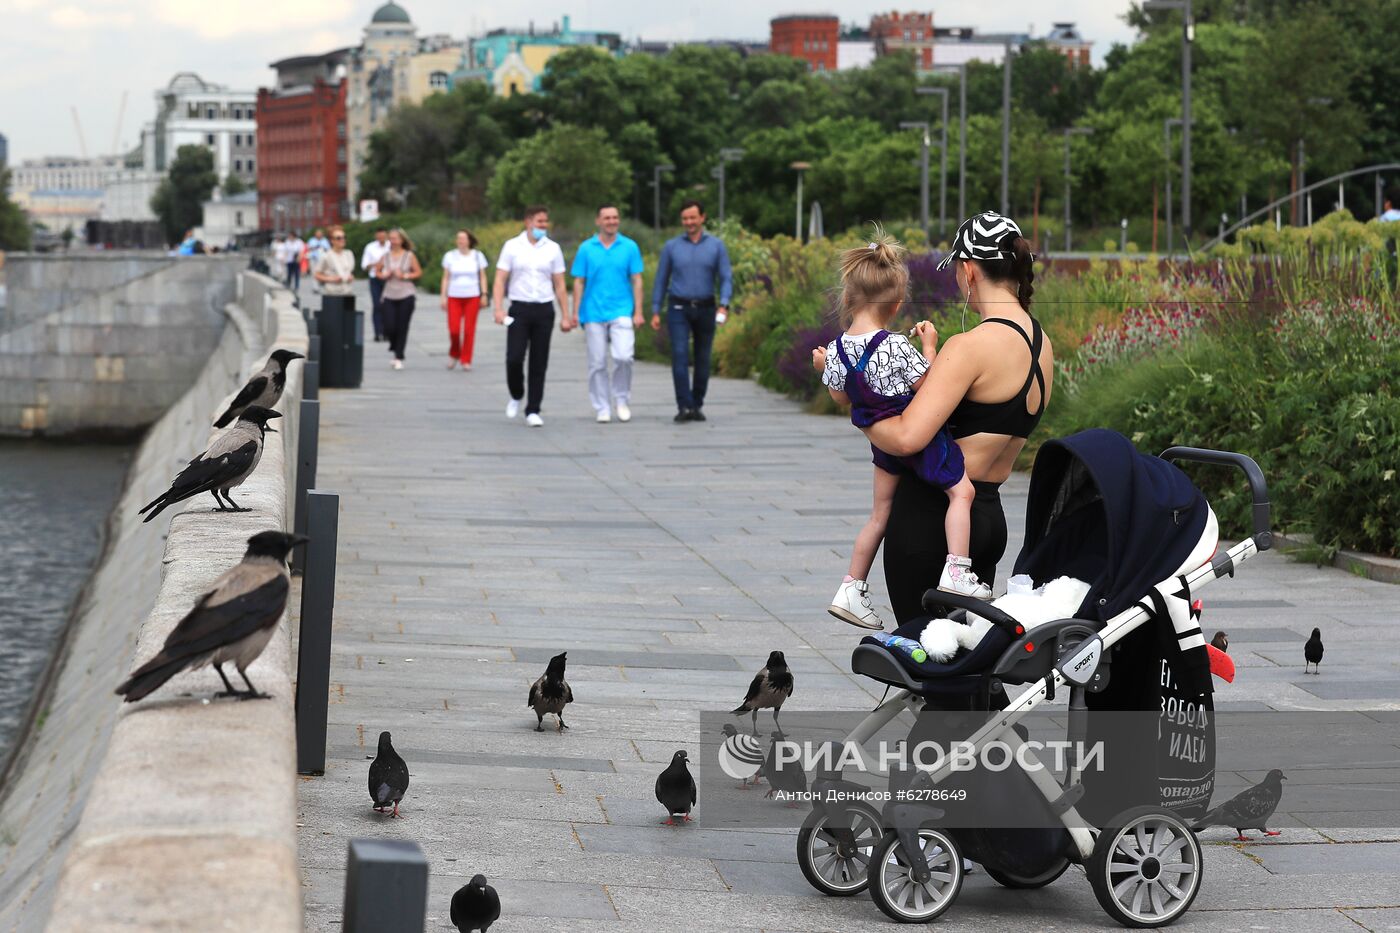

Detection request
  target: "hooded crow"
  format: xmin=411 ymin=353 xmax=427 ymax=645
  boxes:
xmin=139 ymin=405 xmax=281 ymax=521
xmin=655 ymin=750 xmax=696 ymax=825
xmin=115 ymin=530 xmax=306 ymax=702
xmin=527 ymin=651 xmax=573 ymax=732
xmin=450 ymin=874 xmax=500 ymax=932
xmin=732 ymin=650 xmax=794 ymax=734
xmin=1211 ymin=631 xmax=1229 ymax=652
xmin=1304 ymin=628 xmax=1324 ymax=674
xmin=213 ymin=349 xmax=303 ymax=429
xmin=1192 ymin=769 xmax=1287 ymax=840
xmin=369 ymin=730 xmax=410 ymax=817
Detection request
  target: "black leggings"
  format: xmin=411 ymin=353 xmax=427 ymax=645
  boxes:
xmin=382 ymin=295 xmax=416 ymax=360
xmin=882 ymin=475 xmax=1007 ymax=626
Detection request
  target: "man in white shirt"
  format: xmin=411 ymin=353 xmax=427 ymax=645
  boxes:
xmin=360 ymin=227 xmax=390 ymax=341
xmin=493 ymin=205 xmax=568 ymax=427
xmin=283 ymin=231 xmax=305 ymax=292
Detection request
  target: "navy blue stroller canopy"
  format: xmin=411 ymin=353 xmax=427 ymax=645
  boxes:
xmin=1014 ymin=429 xmax=1210 ymax=623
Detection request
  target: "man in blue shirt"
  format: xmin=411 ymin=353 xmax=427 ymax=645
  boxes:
xmin=570 ymin=204 xmax=644 ymax=423
xmin=652 ymin=199 xmax=733 ymax=423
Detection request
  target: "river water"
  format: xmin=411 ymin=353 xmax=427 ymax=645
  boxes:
xmin=0 ymin=440 xmax=134 ymax=761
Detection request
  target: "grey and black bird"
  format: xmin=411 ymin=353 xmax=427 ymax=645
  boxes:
xmin=761 ymin=730 xmax=807 ymax=803
xmin=214 ymin=348 xmax=303 ymax=429
xmin=1304 ymin=628 xmax=1324 ymax=674
xmin=115 ymin=530 xmax=305 ymax=702
xmin=655 ymin=750 xmax=696 ymax=825
xmin=450 ymin=874 xmax=500 ymax=932
xmin=527 ymin=651 xmax=573 ymax=732
xmin=1211 ymin=631 xmax=1229 ymax=652
xmin=732 ymin=650 xmax=794 ymax=734
xmin=369 ymin=730 xmax=410 ymax=817
xmin=1192 ymin=769 xmax=1286 ymax=840
xmin=139 ymin=405 xmax=282 ymax=521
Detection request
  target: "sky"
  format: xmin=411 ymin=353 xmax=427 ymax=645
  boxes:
xmin=0 ymin=0 xmax=1139 ymax=162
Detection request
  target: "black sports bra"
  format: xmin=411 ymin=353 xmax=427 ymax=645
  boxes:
xmin=948 ymin=317 xmax=1047 ymax=440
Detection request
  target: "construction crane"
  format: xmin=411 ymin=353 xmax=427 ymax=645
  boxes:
xmin=70 ymin=106 xmax=88 ymax=159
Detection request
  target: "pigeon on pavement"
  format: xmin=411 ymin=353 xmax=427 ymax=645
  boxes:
xmin=1211 ymin=631 xmax=1229 ymax=652
xmin=1304 ymin=628 xmax=1324 ymax=674
xmin=139 ymin=406 xmax=282 ymax=521
xmin=369 ymin=731 xmax=410 ymax=817
xmin=761 ymin=731 xmax=808 ymax=803
xmin=732 ymin=650 xmax=794 ymax=734
xmin=1192 ymin=769 xmax=1287 ymax=841
xmin=115 ymin=530 xmax=305 ymax=701
xmin=527 ymin=651 xmax=573 ymax=732
xmin=656 ymin=750 xmax=696 ymax=825
xmin=214 ymin=349 xmax=303 ymax=428
xmin=450 ymin=874 xmax=500 ymax=932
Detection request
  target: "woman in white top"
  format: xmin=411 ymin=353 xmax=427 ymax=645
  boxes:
xmin=439 ymin=229 xmax=490 ymax=370
xmin=313 ymin=226 xmax=356 ymax=297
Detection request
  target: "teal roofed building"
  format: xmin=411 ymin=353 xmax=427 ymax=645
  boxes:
xmin=452 ymin=15 xmax=622 ymax=96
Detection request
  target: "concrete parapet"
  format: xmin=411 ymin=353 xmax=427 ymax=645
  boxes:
xmin=0 ymin=272 xmax=307 ymax=931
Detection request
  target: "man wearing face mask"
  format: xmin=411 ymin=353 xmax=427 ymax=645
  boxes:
xmin=493 ymin=205 xmax=569 ymax=427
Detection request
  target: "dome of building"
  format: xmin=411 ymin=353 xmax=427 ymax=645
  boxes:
xmin=371 ymin=2 xmax=411 ymax=24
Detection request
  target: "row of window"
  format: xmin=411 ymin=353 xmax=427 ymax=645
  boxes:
xmin=802 ymin=39 xmax=831 ymax=52
xmin=232 ymin=133 xmax=256 ymax=147
xmin=184 ymin=102 xmax=255 ymax=121
xmin=233 ymin=158 xmax=255 ymax=173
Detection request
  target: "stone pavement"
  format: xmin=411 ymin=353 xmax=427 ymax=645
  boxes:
xmin=295 ymin=283 xmax=1400 ymax=932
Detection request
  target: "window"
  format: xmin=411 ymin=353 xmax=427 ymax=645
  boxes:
xmin=247 ymin=159 xmax=254 ymax=172
xmin=337 ymin=122 xmax=345 ymax=139
xmin=207 ymin=106 xmax=216 ymax=119
xmin=235 ymin=211 xmax=243 ymax=226
xmin=337 ymin=172 xmax=347 ymax=187
xmin=232 ymin=134 xmax=240 ymax=146
xmin=234 ymin=158 xmax=242 ymax=172
xmin=207 ymin=133 xmax=216 ymax=145
xmin=429 ymin=71 xmax=449 ymax=90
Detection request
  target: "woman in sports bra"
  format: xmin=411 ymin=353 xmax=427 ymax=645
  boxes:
xmin=862 ymin=211 xmax=1054 ymax=624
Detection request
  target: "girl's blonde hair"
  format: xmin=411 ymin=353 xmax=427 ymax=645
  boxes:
xmin=838 ymin=226 xmax=908 ymax=328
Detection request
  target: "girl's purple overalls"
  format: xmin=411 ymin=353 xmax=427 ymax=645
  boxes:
xmin=835 ymin=330 xmax=964 ymax=490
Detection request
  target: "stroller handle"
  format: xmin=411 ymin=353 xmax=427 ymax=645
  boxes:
xmin=1160 ymin=445 xmax=1272 ymax=551
xmin=921 ymin=589 xmax=1025 ymax=637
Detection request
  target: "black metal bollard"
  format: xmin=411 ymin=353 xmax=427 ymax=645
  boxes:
xmin=292 ymin=398 xmax=319 ymax=574
xmin=343 ymin=839 xmax=428 ymax=933
xmin=309 ymin=332 xmax=322 ymax=363
xmin=303 ymin=360 xmax=320 ymax=401
xmin=296 ymin=490 xmax=339 ymax=775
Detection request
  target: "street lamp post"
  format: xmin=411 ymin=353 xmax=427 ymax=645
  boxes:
xmin=1001 ymin=40 xmax=1014 ymax=216
xmin=790 ymin=162 xmax=811 ymax=242
xmin=899 ymin=121 xmax=931 ymax=240
xmin=1164 ymin=117 xmax=1184 ymax=255
xmin=916 ymin=86 xmax=949 ymax=237
xmin=1062 ymin=127 xmax=1094 ymax=253
xmin=716 ymin=147 xmax=744 ymax=226
xmin=1144 ymin=0 xmax=1193 ymax=244
xmin=653 ymin=163 xmax=675 ymax=233
xmin=933 ymin=63 xmax=968 ymax=222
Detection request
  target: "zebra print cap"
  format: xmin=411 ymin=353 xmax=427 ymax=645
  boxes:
xmin=936 ymin=211 xmax=1027 ymax=270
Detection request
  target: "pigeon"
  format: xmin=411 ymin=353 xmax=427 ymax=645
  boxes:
xmin=115 ymin=530 xmax=305 ymax=702
xmin=139 ymin=405 xmax=282 ymax=521
xmin=720 ymin=723 xmax=765 ymax=787
xmin=732 ymin=650 xmax=794 ymax=734
xmin=761 ymin=731 xmax=808 ymax=803
xmin=369 ymin=730 xmax=410 ymax=817
xmin=450 ymin=874 xmax=500 ymax=932
xmin=1211 ymin=631 xmax=1229 ymax=652
xmin=1192 ymin=769 xmax=1287 ymax=841
xmin=1304 ymin=627 xmax=1323 ymax=674
xmin=527 ymin=651 xmax=573 ymax=732
xmin=655 ymin=750 xmax=696 ymax=825
xmin=214 ymin=349 xmax=304 ymax=428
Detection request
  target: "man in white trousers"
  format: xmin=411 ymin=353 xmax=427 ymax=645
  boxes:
xmin=567 ymin=204 xmax=644 ymax=423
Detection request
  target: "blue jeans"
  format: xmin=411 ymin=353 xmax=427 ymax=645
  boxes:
xmin=667 ymin=300 xmax=716 ymax=411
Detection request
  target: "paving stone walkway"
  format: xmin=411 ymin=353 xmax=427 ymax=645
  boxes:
xmin=296 ymin=283 xmax=1400 ymax=932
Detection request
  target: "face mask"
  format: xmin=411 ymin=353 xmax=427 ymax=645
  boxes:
xmin=531 ymin=228 xmax=547 ymax=241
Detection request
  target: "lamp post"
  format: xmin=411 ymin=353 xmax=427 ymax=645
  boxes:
xmin=1144 ymin=0 xmax=1193 ymax=244
xmin=933 ymin=63 xmax=967 ymax=222
xmin=1062 ymin=126 xmax=1094 ymax=253
xmin=716 ymin=147 xmax=744 ymax=226
xmin=1001 ymin=39 xmax=1014 ymax=216
xmin=1164 ymin=117 xmax=1184 ymax=255
xmin=790 ymin=161 xmax=811 ymax=242
xmin=652 ymin=163 xmax=674 ymax=233
xmin=899 ymin=121 xmax=931 ymax=240
xmin=1120 ymin=217 xmax=1129 ymax=253
xmin=917 ymin=86 xmax=949 ymax=236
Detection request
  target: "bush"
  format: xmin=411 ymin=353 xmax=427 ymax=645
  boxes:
xmin=486 ymin=125 xmax=631 ymax=217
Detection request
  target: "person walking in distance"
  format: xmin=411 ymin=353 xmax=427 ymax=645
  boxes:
xmin=284 ymin=229 xmax=305 ymax=292
xmin=652 ymin=200 xmax=733 ymax=423
xmin=376 ymin=228 xmax=422 ymax=370
xmin=440 ymin=229 xmax=490 ymax=371
xmin=493 ymin=205 xmax=568 ymax=427
xmin=569 ymin=204 xmax=644 ymax=423
xmin=313 ymin=226 xmax=356 ymax=297
xmin=361 ymin=226 xmax=390 ymax=341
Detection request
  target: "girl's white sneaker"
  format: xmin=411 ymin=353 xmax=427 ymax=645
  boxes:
xmin=937 ymin=555 xmax=992 ymax=600
xmin=828 ymin=579 xmax=886 ymax=630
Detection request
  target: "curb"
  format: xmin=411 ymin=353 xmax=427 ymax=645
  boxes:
xmin=1274 ymin=532 xmax=1400 ymax=585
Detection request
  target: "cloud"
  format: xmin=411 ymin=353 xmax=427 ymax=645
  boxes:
xmin=49 ymin=6 xmax=135 ymax=29
xmin=149 ymin=0 xmax=356 ymax=39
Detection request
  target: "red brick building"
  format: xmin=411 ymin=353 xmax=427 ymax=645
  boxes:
xmin=256 ymin=51 xmax=350 ymax=232
xmin=1045 ymin=22 xmax=1093 ymax=69
xmin=871 ymin=10 xmax=936 ymax=71
xmin=770 ymin=15 xmax=839 ymax=72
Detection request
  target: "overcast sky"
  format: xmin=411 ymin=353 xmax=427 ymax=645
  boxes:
xmin=0 ymin=0 xmax=1139 ymax=162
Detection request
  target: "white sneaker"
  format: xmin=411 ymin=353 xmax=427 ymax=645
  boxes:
xmin=506 ymin=399 xmax=520 ymax=419
xmin=828 ymin=579 xmax=886 ymax=630
xmin=392 ymin=359 xmax=403 ymax=370
xmin=938 ymin=555 xmax=992 ymax=600
xmin=616 ymin=402 xmax=631 ymax=422
xmin=596 ymin=410 xmax=612 ymax=423
xmin=526 ymin=413 xmax=544 ymax=427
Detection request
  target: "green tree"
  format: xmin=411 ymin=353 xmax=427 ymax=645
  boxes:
xmin=150 ymin=145 xmax=217 ymax=243
xmin=0 ymin=168 xmax=31 ymax=251
xmin=486 ymin=124 xmax=631 ymax=215
xmin=221 ymin=174 xmax=248 ymax=197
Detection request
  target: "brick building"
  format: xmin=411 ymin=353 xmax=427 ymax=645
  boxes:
xmin=870 ymin=10 xmax=936 ymax=71
xmin=1045 ymin=22 xmax=1093 ymax=69
xmin=256 ymin=51 xmax=350 ymax=233
xmin=769 ymin=15 xmax=839 ymax=72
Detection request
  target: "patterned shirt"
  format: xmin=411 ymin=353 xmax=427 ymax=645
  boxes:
xmin=822 ymin=331 xmax=929 ymax=396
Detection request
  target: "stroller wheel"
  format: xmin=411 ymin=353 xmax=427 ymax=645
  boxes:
xmin=1089 ymin=806 xmax=1203 ymax=928
xmin=796 ymin=803 xmax=883 ymax=896
xmin=985 ymin=856 xmax=1072 ymax=889
xmin=868 ymin=827 xmax=964 ymax=924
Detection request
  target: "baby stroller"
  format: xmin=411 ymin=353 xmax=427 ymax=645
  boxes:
xmin=795 ymin=429 xmax=1272 ymax=927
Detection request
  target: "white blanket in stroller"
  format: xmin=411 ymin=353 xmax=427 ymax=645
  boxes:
xmin=918 ymin=577 xmax=1093 ymax=663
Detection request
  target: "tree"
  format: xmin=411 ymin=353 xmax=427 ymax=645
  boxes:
xmin=221 ymin=174 xmax=248 ymax=197
xmin=486 ymin=124 xmax=631 ymax=215
xmin=0 ymin=168 xmax=31 ymax=251
xmin=150 ymin=145 xmax=217 ymax=243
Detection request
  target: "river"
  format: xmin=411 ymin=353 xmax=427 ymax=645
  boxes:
xmin=0 ymin=440 xmax=134 ymax=761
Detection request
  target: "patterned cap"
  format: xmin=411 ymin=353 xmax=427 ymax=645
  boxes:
xmin=936 ymin=211 xmax=1027 ymax=270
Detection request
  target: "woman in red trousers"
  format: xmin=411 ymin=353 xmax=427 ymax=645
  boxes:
xmin=440 ymin=229 xmax=490 ymax=370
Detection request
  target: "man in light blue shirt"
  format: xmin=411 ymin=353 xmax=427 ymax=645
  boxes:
xmin=651 ymin=199 xmax=733 ymax=423
xmin=569 ymin=204 xmax=644 ymax=423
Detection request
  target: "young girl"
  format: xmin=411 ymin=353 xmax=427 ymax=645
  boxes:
xmin=813 ymin=230 xmax=991 ymax=632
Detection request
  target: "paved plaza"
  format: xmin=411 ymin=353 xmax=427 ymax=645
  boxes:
xmin=296 ymin=284 xmax=1400 ymax=932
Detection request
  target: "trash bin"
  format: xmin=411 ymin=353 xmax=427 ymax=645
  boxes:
xmin=317 ymin=295 xmax=364 ymax=389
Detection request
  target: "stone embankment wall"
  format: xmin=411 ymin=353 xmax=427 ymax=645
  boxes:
xmin=0 ymin=271 xmax=307 ymax=932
